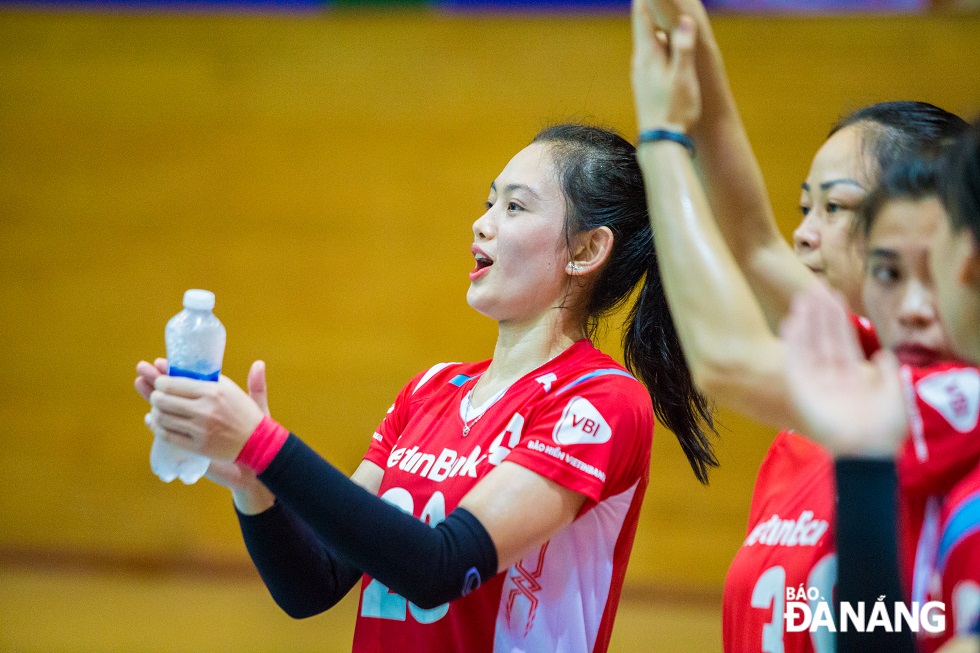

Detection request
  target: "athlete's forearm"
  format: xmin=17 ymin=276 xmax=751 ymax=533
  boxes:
xmin=835 ymin=458 xmax=916 ymax=653
xmin=685 ymin=8 xmax=818 ymax=328
xmin=237 ymin=499 xmax=363 ymax=618
xmin=253 ymin=433 xmax=499 ymax=610
xmin=639 ymin=141 xmax=795 ymax=428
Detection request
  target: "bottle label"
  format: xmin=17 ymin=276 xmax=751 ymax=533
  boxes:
xmin=169 ymin=366 xmax=220 ymax=382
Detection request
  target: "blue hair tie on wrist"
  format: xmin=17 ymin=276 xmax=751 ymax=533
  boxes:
xmin=638 ymin=129 xmax=695 ymax=156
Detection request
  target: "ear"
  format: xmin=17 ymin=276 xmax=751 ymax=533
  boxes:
xmin=566 ymin=226 xmax=614 ymax=277
xmin=960 ymin=231 xmax=980 ymax=288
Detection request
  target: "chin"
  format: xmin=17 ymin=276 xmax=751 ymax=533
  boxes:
xmin=466 ymin=290 xmax=499 ymax=320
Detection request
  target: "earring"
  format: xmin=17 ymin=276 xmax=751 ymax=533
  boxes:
xmin=567 ymin=262 xmax=583 ymax=271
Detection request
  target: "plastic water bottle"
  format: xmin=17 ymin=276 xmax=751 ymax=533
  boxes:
xmin=150 ymin=289 xmax=226 ymax=484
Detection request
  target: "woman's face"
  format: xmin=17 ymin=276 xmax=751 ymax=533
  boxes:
xmin=466 ymin=142 xmax=573 ymax=323
xmin=930 ymin=215 xmax=980 ymax=364
xmin=795 ymin=125 xmax=870 ymax=313
xmin=863 ymin=197 xmax=957 ymax=367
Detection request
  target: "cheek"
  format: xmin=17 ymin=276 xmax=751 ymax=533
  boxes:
xmin=862 ymin=280 xmax=898 ymax=344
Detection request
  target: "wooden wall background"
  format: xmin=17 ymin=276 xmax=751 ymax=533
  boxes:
xmin=1 ymin=5 xmax=979 ymax=607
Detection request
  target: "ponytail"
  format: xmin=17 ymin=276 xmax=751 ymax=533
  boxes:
xmin=533 ymin=124 xmax=718 ymax=484
xmin=624 ymin=246 xmax=717 ymax=484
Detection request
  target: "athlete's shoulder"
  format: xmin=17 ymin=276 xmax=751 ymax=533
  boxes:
xmin=847 ymin=313 xmax=881 ymax=359
xmin=903 ymin=362 xmax=980 ymax=435
xmin=403 ymin=359 xmax=490 ymax=397
xmin=751 ymin=431 xmax=833 ymax=508
xmin=549 ymin=340 xmax=649 ymax=399
xmin=763 ymin=431 xmax=832 ymax=473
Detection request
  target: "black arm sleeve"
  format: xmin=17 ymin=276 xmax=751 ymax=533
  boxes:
xmin=257 ymin=434 xmax=499 ymax=610
xmin=237 ymin=500 xmax=363 ymax=618
xmin=834 ymin=457 xmax=916 ymax=653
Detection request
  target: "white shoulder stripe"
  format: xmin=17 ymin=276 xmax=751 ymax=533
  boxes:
xmin=413 ymin=362 xmax=459 ymax=394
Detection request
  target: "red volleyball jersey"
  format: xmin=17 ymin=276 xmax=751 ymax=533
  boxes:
xmin=354 ymin=339 xmax=654 ymax=653
xmin=916 ymin=464 xmax=980 ymax=652
xmin=723 ymin=432 xmax=837 ymax=653
xmin=721 ymin=314 xmax=877 ymax=653
xmin=894 ymin=363 xmax=980 ymax=650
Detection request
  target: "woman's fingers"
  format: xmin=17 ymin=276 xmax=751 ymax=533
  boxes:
xmin=669 ymin=16 xmax=696 ymax=78
xmin=154 ymin=374 xmax=211 ymax=398
xmin=135 ymin=376 xmax=154 ymax=402
xmin=136 ymin=359 xmax=169 ymax=402
xmin=151 ymin=409 xmax=200 ymax=447
xmin=247 ymin=360 xmax=271 ymax=417
xmin=150 ymin=389 xmax=197 ymax=418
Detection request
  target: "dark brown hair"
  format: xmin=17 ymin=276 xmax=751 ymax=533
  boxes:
xmin=532 ymin=124 xmax=717 ymax=484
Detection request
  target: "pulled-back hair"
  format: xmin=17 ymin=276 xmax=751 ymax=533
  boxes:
xmin=532 ymin=124 xmax=717 ymax=484
xmin=855 ymin=153 xmax=944 ymax=240
xmin=941 ymin=118 xmax=980 ymax=244
xmin=830 ymin=101 xmax=968 ymax=183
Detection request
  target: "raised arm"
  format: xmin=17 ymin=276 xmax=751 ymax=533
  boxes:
xmin=630 ymin=0 xmax=797 ymax=428
xmin=647 ymin=0 xmax=819 ymax=327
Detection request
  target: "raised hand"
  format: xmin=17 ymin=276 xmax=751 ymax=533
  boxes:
xmin=631 ymin=0 xmax=701 ymax=134
xmin=645 ymin=0 xmax=710 ymax=37
xmin=781 ymin=286 xmax=908 ymax=456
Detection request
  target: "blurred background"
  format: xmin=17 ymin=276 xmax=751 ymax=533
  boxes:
xmin=1 ymin=0 xmax=979 ymax=650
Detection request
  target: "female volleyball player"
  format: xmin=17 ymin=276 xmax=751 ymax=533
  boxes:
xmin=631 ymin=0 xmax=974 ymax=650
xmin=783 ymin=122 xmax=980 ymax=653
xmin=135 ymin=124 xmax=717 ymax=653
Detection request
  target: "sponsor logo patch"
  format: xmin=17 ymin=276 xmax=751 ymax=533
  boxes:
xmin=916 ymin=368 xmax=980 ymax=434
xmin=552 ymin=397 xmax=611 ymax=446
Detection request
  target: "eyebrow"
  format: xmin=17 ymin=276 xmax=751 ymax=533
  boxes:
xmin=490 ymin=182 xmax=543 ymax=201
xmin=800 ymin=178 xmax=866 ymax=192
xmin=867 ymin=248 xmax=898 ymax=259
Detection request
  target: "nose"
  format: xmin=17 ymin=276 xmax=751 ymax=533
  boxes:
xmin=472 ymin=206 xmax=494 ymax=241
xmin=793 ymin=213 xmax=821 ymax=254
xmin=898 ymin=280 xmax=938 ymax=329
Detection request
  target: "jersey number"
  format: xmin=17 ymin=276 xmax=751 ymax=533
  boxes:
xmin=360 ymin=487 xmax=450 ymax=624
xmin=749 ymin=555 xmax=837 ymax=653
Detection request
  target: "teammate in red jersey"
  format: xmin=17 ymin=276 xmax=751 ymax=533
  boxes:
xmin=770 ymin=132 xmax=980 ymax=653
xmin=899 ymin=362 xmax=980 ymax=653
xmin=135 ymin=124 xmax=718 ymax=652
xmin=630 ymin=1 xmax=969 ymax=651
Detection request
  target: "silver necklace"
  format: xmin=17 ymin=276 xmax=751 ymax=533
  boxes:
xmin=461 ymin=386 xmax=506 ymax=437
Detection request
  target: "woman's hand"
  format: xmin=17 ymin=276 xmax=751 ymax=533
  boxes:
xmin=631 ymin=0 xmax=701 ymax=133
xmin=781 ymin=286 xmax=908 ymax=456
xmin=137 ymin=359 xmax=275 ymax=511
xmin=145 ymin=364 xmax=266 ymax=462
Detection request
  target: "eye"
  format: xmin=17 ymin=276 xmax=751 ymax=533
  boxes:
xmin=799 ymin=205 xmax=811 ymax=217
xmin=506 ymin=201 xmax=524 ymax=213
xmin=484 ymin=200 xmax=493 ymax=210
xmin=826 ymin=202 xmax=841 ymax=214
xmin=870 ymin=263 xmax=900 ymax=285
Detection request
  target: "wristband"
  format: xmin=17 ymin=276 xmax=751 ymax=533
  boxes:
xmin=638 ymin=129 xmax=695 ymax=156
xmin=236 ymin=415 xmax=290 ymax=474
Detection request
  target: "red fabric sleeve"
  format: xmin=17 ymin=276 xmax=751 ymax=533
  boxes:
xmin=897 ymin=363 xmax=980 ymax=497
xmin=502 ymin=373 xmax=653 ymax=503
xmin=848 ymin=313 xmax=881 ymax=359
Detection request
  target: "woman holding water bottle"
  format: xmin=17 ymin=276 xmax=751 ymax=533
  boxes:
xmin=135 ymin=124 xmax=718 ymax=652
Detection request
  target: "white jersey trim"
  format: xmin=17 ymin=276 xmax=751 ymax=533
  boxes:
xmin=413 ymin=362 xmax=459 ymax=394
xmin=492 ymin=480 xmax=639 ymax=653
